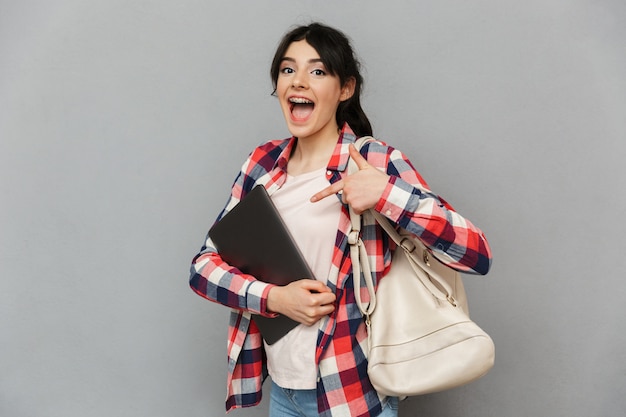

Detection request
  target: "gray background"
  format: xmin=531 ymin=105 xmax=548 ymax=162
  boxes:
xmin=2 ymin=1 xmax=625 ymax=416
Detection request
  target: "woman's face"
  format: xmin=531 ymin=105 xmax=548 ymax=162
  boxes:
xmin=275 ymin=40 xmax=353 ymax=142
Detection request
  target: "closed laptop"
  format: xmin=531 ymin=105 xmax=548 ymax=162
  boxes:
xmin=208 ymin=185 xmax=315 ymax=344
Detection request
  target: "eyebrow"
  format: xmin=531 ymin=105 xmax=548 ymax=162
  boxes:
xmin=280 ymin=57 xmax=324 ymax=64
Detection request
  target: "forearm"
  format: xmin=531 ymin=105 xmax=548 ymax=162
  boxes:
xmin=376 ymin=156 xmax=492 ymax=275
xmin=189 ymin=245 xmax=276 ymax=316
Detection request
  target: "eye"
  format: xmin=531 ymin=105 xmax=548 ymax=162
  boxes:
xmin=311 ymin=69 xmax=326 ymax=76
xmin=280 ymin=67 xmax=294 ymax=74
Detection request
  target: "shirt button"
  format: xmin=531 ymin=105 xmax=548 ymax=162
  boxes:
xmin=326 ymin=170 xmax=332 ymax=176
xmin=385 ymin=209 xmax=392 ymax=216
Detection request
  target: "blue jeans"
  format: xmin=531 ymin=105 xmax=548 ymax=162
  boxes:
xmin=269 ymin=380 xmax=399 ymax=417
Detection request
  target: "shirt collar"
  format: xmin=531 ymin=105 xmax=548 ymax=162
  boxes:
xmin=274 ymin=123 xmax=358 ymax=173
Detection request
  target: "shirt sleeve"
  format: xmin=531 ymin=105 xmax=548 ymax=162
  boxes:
xmin=188 ymin=157 xmax=278 ymax=316
xmin=368 ymin=141 xmax=492 ymax=275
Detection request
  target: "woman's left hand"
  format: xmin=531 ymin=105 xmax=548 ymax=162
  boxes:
xmin=310 ymin=144 xmax=389 ymax=214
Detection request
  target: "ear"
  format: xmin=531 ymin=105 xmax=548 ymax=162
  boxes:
xmin=340 ymin=77 xmax=356 ymax=102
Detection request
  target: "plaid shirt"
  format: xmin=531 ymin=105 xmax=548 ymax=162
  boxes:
xmin=190 ymin=124 xmax=492 ymax=416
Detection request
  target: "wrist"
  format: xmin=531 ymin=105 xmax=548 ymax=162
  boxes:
xmin=259 ymin=283 xmax=280 ymax=317
xmin=266 ymin=285 xmax=282 ymax=315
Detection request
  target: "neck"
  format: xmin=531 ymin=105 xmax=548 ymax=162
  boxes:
xmin=288 ymin=132 xmax=339 ymax=176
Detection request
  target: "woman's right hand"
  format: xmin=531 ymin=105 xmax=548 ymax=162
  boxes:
xmin=266 ymin=279 xmax=336 ymax=326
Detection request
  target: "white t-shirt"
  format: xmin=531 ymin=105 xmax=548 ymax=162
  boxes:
xmin=265 ymin=167 xmax=342 ymax=389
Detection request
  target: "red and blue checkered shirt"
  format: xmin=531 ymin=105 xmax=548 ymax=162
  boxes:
xmin=190 ymin=124 xmax=492 ymax=416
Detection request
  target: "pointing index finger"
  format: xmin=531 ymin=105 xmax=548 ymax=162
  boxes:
xmin=310 ymin=180 xmax=344 ymax=202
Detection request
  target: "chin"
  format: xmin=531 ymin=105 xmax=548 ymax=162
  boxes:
xmin=286 ymin=126 xmax=311 ymax=139
xmin=284 ymin=120 xmax=314 ymax=138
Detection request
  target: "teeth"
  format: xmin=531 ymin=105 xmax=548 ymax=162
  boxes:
xmin=289 ymin=97 xmax=313 ymax=104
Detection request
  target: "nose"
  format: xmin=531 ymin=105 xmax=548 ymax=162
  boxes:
xmin=292 ymin=73 xmax=307 ymax=89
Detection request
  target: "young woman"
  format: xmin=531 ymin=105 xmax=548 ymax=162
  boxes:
xmin=190 ymin=22 xmax=492 ymax=417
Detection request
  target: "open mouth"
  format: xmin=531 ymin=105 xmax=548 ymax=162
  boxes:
xmin=289 ymin=97 xmax=315 ymax=121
